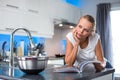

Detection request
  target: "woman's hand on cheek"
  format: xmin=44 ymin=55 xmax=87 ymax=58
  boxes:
xmin=72 ymin=28 xmax=81 ymax=44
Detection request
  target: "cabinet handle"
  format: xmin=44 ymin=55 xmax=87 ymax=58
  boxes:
xmin=5 ymin=28 xmax=14 ymax=31
xmin=28 ymin=9 xmax=39 ymax=14
xmin=29 ymin=30 xmax=37 ymax=33
xmin=5 ymin=28 xmax=37 ymax=33
xmin=6 ymin=4 xmax=19 ymax=9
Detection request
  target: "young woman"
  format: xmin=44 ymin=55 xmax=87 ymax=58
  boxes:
xmin=65 ymin=15 xmax=112 ymax=72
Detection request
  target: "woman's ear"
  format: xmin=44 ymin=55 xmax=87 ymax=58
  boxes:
xmin=90 ymin=30 xmax=95 ymax=36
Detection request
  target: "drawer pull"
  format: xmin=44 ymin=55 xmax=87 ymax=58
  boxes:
xmin=6 ymin=4 xmax=19 ymax=9
xmin=28 ymin=9 xmax=39 ymax=14
xmin=5 ymin=28 xmax=14 ymax=31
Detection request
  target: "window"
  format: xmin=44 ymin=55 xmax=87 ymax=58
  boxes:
xmin=110 ymin=10 xmax=120 ymax=75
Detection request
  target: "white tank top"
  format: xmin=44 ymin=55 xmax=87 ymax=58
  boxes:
xmin=66 ymin=32 xmax=100 ymax=65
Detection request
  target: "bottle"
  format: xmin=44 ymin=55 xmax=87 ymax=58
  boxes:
xmin=17 ymin=46 xmax=23 ymax=57
xmin=20 ymin=40 xmax=24 ymax=55
xmin=17 ymin=40 xmax=24 ymax=57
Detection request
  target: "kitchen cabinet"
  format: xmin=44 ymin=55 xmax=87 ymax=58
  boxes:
xmin=0 ymin=0 xmax=25 ymax=31
xmin=48 ymin=57 xmax=64 ymax=65
xmin=45 ymin=0 xmax=81 ymax=24
xmin=0 ymin=0 xmax=54 ymax=38
xmin=0 ymin=0 xmax=25 ymax=8
xmin=0 ymin=7 xmax=23 ymax=30
xmin=0 ymin=8 xmax=3 ymax=30
xmin=23 ymin=11 xmax=54 ymax=38
xmin=0 ymin=0 xmax=81 ymax=37
xmin=24 ymin=0 xmax=39 ymax=12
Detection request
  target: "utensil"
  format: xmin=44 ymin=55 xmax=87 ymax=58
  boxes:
xmin=36 ymin=43 xmax=44 ymax=56
xmin=1 ymin=41 xmax=7 ymax=61
xmin=55 ymin=54 xmax=65 ymax=58
xmin=17 ymin=56 xmax=49 ymax=74
xmin=13 ymin=41 xmax=17 ymax=53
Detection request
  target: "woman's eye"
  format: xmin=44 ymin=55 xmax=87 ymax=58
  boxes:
xmin=84 ymin=29 xmax=91 ymax=32
xmin=84 ymin=29 xmax=89 ymax=32
xmin=78 ymin=25 xmax=82 ymax=28
xmin=78 ymin=25 xmax=91 ymax=33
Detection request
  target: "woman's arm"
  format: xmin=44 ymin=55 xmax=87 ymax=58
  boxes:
xmin=94 ymin=39 xmax=106 ymax=71
xmin=95 ymin=39 xmax=105 ymax=64
xmin=65 ymin=38 xmax=79 ymax=66
xmin=65 ymin=28 xmax=81 ymax=66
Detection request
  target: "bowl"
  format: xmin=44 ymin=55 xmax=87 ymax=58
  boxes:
xmin=55 ymin=54 xmax=65 ymax=58
xmin=17 ymin=56 xmax=49 ymax=74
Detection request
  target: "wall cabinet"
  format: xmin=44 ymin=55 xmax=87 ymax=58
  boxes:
xmin=0 ymin=0 xmax=54 ymax=37
xmin=0 ymin=7 xmax=23 ymax=30
xmin=24 ymin=0 xmax=39 ymax=12
xmin=0 ymin=0 xmax=25 ymax=8
xmin=45 ymin=0 xmax=81 ymax=24
xmin=23 ymin=11 xmax=54 ymax=37
xmin=0 ymin=0 xmax=81 ymax=37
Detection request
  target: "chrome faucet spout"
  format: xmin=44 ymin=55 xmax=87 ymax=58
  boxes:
xmin=9 ymin=28 xmax=36 ymax=67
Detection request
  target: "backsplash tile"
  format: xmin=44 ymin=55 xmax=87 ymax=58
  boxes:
xmin=0 ymin=34 xmax=45 ymax=55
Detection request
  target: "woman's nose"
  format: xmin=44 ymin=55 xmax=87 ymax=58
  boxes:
xmin=79 ymin=28 xmax=84 ymax=34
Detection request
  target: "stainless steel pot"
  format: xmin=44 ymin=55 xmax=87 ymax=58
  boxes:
xmin=17 ymin=56 xmax=49 ymax=74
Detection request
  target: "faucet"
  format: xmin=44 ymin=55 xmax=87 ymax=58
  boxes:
xmin=9 ymin=28 xmax=36 ymax=67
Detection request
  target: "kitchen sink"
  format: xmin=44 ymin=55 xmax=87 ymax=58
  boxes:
xmin=0 ymin=62 xmax=45 ymax=80
xmin=0 ymin=75 xmax=23 ymax=80
xmin=0 ymin=63 xmax=25 ymax=80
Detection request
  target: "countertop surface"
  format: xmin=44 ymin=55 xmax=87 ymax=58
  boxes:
xmin=0 ymin=63 xmax=115 ymax=80
xmin=48 ymin=56 xmax=64 ymax=60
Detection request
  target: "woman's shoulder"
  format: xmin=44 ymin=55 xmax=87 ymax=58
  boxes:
xmin=66 ymin=32 xmax=72 ymax=38
xmin=66 ymin=32 xmax=75 ymax=45
xmin=91 ymin=33 xmax=100 ymax=39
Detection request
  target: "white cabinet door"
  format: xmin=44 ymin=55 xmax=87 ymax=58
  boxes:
xmin=25 ymin=0 xmax=39 ymax=12
xmin=23 ymin=12 xmax=54 ymax=37
xmin=22 ymin=12 xmax=40 ymax=32
xmin=0 ymin=8 xmax=3 ymax=29
xmin=23 ymin=0 xmax=53 ymax=37
xmin=45 ymin=0 xmax=80 ymax=23
xmin=0 ymin=0 xmax=25 ymax=8
xmin=37 ymin=14 xmax=54 ymax=38
xmin=0 ymin=7 xmax=23 ymax=30
xmin=0 ymin=0 xmax=54 ymax=37
xmin=0 ymin=0 xmax=25 ymax=30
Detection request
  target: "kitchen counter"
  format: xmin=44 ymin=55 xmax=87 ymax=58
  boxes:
xmin=0 ymin=63 xmax=115 ymax=80
xmin=48 ymin=56 xmax=64 ymax=60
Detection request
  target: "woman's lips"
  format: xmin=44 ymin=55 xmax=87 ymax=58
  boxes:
xmin=76 ymin=32 xmax=82 ymax=39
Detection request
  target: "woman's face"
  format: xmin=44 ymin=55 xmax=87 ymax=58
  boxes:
xmin=75 ymin=18 xmax=93 ymax=39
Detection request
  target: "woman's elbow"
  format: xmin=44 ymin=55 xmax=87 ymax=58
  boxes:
xmin=65 ymin=57 xmax=68 ymax=64
xmin=65 ymin=57 xmax=73 ymax=66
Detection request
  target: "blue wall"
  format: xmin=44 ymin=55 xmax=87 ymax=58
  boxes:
xmin=63 ymin=0 xmax=82 ymax=8
xmin=0 ymin=34 xmax=45 ymax=55
xmin=61 ymin=39 xmax=66 ymax=53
